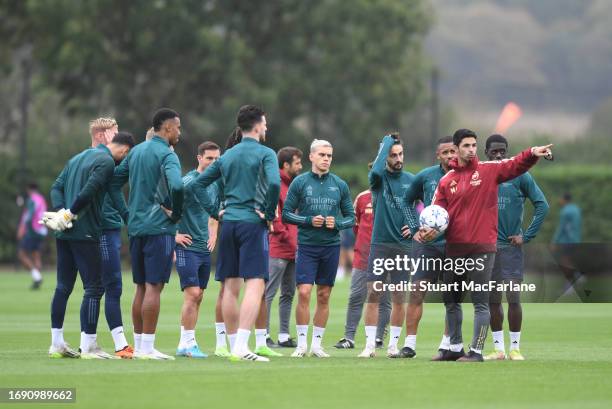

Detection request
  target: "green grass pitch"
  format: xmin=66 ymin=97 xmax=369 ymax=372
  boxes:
xmin=1 ymin=271 xmax=611 ymax=409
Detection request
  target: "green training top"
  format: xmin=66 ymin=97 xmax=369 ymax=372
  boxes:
xmin=369 ymin=135 xmax=417 ymax=247
xmin=282 ymin=171 xmax=355 ymax=246
xmin=497 ymin=172 xmax=549 ymax=246
xmin=177 ymin=169 xmax=222 ymax=254
xmin=192 ymin=137 xmax=280 ymax=223
xmin=108 ymin=136 xmax=184 ymax=237
xmin=50 ymin=144 xmax=116 ymax=241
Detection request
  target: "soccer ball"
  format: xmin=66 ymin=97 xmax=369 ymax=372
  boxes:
xmin=419 ymin=205 xmax=449 ymax=233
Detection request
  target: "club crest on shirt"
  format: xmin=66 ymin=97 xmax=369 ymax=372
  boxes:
xmin=450 ymin=179 xmax=458 ymax=194
xmin=306 ymin=185 xmax=313 ymax=196
xmin=470 ymin=171 xmax=482 ymax=186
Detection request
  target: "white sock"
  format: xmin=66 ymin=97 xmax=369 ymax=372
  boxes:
xmin=51 ymin=328 xmax=64 ymax=348
xmin=471 ymin=347 xmax=483 ymax=354
xmin=509 ymin=331 xmax=521 ymax=350
xmin=450 ymin=343 xmax=463 ymax=352
xmin=110 ymin=326 xmax=128 ymax=351
xmin=404 ymin=335 xmax=416 ymax=350
xmin=492 ymin=330 xmax=505 ymax=352
xmin=336 ymin=267 xmax=345 ymax=280
xmin=180 ymin=328 xmax=196 ymax=349
xmin=228 ymin=333 xmax=237 ymax=351
xmin=141 ymin=333 xmax=155 ymax=354
xmin=389 ymin=326 xmax=402 ymax=348
xmin=278 ymin=332 xmax=290 ymax=343
xmin=79 ymin=332 xmax=96 ymax=352
xmin=234 ymin=329 xmax=251 ymax=355
xmin=255 ymin=328 xmax=267 ymax=349
xmin=365 ymin=325 xmax=376 ymax=347
xmin=134 ymin=333 xmax=142 ymax=353
xmin=296 ymin=325 xmax=308 ymax=349
xmin=439 ymin=335 xmax=450 ymax=350
xmin=215 ymin=323 xmax=227 ymax=348
xmin=31 ymin=268 xmax=42 ymax=281
xmin=311 ymin=326 xmax=325 ymax=350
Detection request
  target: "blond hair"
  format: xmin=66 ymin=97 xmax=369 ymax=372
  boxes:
xmin=310 ymin=139 xmax=332 ymax=153
xmin=89 ymin=117 xmax=117 ymax=136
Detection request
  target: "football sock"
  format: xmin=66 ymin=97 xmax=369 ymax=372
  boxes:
xmin=234 ymin=329 xmax=251 ymax=355
xmin=278 ymin=332 xmax=290 ymax=343
xmin=311 ymin=326 xmax=325 ymax=350
xmin=509 ymin=331 xmax=521 ymax=350
xmin=450 ymin=343 xmax=463 ymax=352
xmin=492 ymin=330 xmax=505 ymax=352
xmin=439 ymin=334 xmax=450 ymax=350
xmin=215 ymin=323 xmax=227 ymax=348
xmin=255 ymin=328 xmax=267 ymax=349
xmin=51 ymin=327 xmax=64 ymax=348
xmin=79 ymin=332 xmax=96 ymax=352
xmin=180 ymin=328 xmax=196 ymax=349
xmin=110 ymin=326 xmax=128 ymax=351
xmin=365 ymin=326 xmax=376 ymax=347
xmin=404 ymin=334 xmax=416 ymax=350
xmin=31 ymin=268 xmax=42 ymax=281
xmin=141 ymin=333 xmax=155 ymax=354
xmin=228 ymin=333 xmax=237 ymax=351
xmin=134 ymin=333 xmax=142 ymax=353
xmin=389 ymin=326 xmax=401 ymax=348
xmin=296 ymin=325 xmax=308 ymax=349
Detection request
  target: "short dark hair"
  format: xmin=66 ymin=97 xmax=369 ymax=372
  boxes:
xmin=485 ymin=134 xmax=508 ymax=151
xmin=237 ymin=105 xmax=265 ymax=132
xmin=27 ymin=182 xmax=39 ymax=191
xmin=277 ymin=147 xmax=303 ymax=169
xmin=198 ymin=141 xmax=220 ymax=156
xmin=453 ymin=129 xmax=477 ymax=147
xmin=389 ymin=131 xmax=402 ymax=145
xmin=112 ymin=131 xmax=135 ymax=148
xmin=152 ymin=108 xmax=179 ymax=132
xmin=563 ymin=192 xmax=572 ymax=202
xmin=437 ymin=135 xmax=453 ymax=145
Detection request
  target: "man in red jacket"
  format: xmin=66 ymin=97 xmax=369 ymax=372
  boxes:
xmin=417 ymin=128 xmax=552 ymax=362
xmin=258 ymin=147 xmax=303 ymax=349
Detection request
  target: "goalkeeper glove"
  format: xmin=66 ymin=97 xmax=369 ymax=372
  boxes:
xmin=56 ymin=208 xmax=77 ymax=230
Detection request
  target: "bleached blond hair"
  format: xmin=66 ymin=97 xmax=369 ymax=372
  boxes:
xmin=310 ymin=139 xmax=332 ymax=153
xmin=89 ymin=117 xmax=117 ymax=136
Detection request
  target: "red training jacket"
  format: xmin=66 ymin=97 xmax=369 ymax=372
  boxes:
xmin=433 ymin=149 xmax=539 ymax=256
xmin=353 ymin=190 xmax=374 ymax=271
xmin=269 ymin=169 xmax=298 ymax=260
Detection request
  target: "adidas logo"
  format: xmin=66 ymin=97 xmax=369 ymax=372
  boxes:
xmin=299 ymin=333 xmax=305 ymax=336
xmin=219 ymin=331 xmax=226 ymax=335
xmin=494 ymin=340 xmax=499 ymax=343
xmin=512 ymin=341 xmax=518 ymax=344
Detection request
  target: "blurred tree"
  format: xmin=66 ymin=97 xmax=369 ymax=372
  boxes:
xmin=2 ymin=0 xmax=431 ymax=161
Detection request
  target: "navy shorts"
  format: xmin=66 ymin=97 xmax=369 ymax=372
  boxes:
xmin=366 ymin=243 xmax=411 ymax=284
xmin=216 ymin=221 xmax=269 ymax=282
xmin=411 ymin=241 xmax=446 ymax=283
xmin=129 ymin=234 xmax=174 ymax=284
xmin=176 ymin=247 xmax=211 ymax=290
xmin=100 ymin=230 xmax=122 ymax=290
xmin=491 ymin=245 xmax=524 ymax=282
xmin=20 ymin=235 xmax=44 ymax=252
xmin=295 ymin=244 xmax=340 ymax=287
